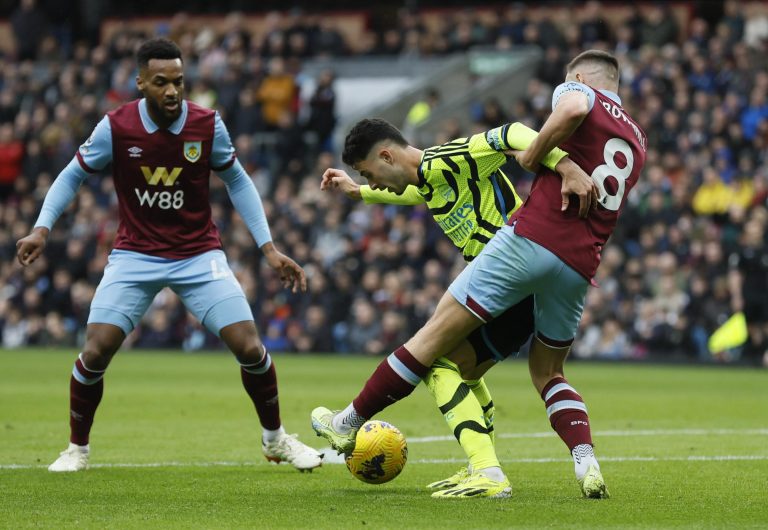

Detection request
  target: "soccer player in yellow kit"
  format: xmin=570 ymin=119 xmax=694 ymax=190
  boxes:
xmin=320 ymin=118 xmax=593 ymax=496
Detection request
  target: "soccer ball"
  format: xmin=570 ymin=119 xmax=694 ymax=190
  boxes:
xmin=345 ymin=420 xmax=408 ymax=484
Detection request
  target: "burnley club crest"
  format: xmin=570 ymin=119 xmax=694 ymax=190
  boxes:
xmin=184 ymin=141 xmax=201 ymax=163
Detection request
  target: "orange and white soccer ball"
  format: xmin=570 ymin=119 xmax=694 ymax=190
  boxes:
xmin=345 ymin=420 xmax=408 ymax=484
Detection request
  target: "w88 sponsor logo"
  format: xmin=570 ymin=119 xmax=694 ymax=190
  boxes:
xmin=135 ymin=166 xmax=185 ymax=209
xmin=134 ymin=188 xmax=185 ymax=209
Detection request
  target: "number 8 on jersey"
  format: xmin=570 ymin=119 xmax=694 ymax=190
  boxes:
xmin=591 ymin=137 xmax=633 ymax=212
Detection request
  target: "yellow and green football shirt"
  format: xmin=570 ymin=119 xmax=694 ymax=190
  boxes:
xmin=360 ymin=122 xmax=568 ymax=261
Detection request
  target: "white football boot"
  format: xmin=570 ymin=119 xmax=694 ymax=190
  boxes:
xmin=580 ymin=464 xmax=610 ymax=499
xmin=262 ymin=433 xmax=323 ymax=472
xmin=48 ymin=443 xmax=90 ymax=472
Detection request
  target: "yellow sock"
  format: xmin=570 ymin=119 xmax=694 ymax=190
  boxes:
xmin=465 ymin=377 xmax=495 ymax=447
xmin=424 ymin=358 xmax=499 ymax=471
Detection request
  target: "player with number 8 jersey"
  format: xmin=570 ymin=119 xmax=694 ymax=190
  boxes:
xmin=510 ymin=83 xmax=646 ymax=280
xmin=449 ymin=50 xmax=646 ymax=497
xmin=311 ymin=50 xmax=645 ymax=499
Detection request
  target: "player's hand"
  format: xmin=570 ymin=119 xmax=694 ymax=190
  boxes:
xmin=555 ymin=157 xmax=598 ymax=218
xmin=321 ymin=168 xmax=362 ymax=200
xmin=16 ymin=227 xmax=49 ymax=267
xmin=261 ymin=242 xmax=308 ymax=293
xmin=505 ymin=149 xmax=540 ymax=173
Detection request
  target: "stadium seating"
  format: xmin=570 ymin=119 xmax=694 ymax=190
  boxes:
xmin=2 ymin=2 xmax=768 ymax=367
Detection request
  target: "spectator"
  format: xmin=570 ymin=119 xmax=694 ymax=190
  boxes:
xmin=1 ymin=2 xmax=767 ymax=368
xmin=594 ymin=319 xmax=631 ymax=359
xmin=744 ymin=3 xmax=768 ymax=49
xmin=579 ymin=1 xmax=611 ymax=48
xmin=40 ymin=311 xmax=76 ymax=346
xmin=346 ymin=298 xmax=382 ymax=355
xmin=304 ymin=69 xmax=337 ymax=152
xmin=273 ymin=110 xmax=306 ymax=176
xmin=474 ymin=97 xmax=509 ymax=130
xmin=403 ymin=88 xmax=440 ymax=139
xmin=2 ymin=308 xmax=28 ymax=348
xmin=135 ymin=309 xmax=176 ymax=349
xmin=639 ymin=5 xmax=679 ymax=47
xmin=722 ymin=0 xmax=745 ymax=43
xmin=0 ymin=124 xmax=24 ymax=200
xmin=11 ymin=0 xmax=48 ymax=61
xmin=231 ymin=86 xmax=264 ymax=138
xmin=257 ymin=57 xmax=297 ymax=129
xmin=294 ymin=304 xmax=334 ymax=353
xmin=740 ymin=87 xmax=768 ymax=141
xmin=692 ymin=168 xmax=732 ymax=216
xmin=314 ymin=18 xmax=346 ymax=57
xmin=728 ymin=218 xmax=768 ymax=366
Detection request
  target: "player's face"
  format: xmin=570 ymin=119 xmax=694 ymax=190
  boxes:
xmin=355 ymin=148 xmax=407 ymax=194
xmin=136 ymin=58 xmax=184 ymax=126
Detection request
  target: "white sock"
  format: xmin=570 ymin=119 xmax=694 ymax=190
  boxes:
xmin=68 ymin=442 xmax=89 ymax=453
xmin=332 ymin=403 xmax=366 ymax=434
xmin=477 ymin=466 xmax=506 ymax=482
xmin=572 ymin=443 xmax=599 ymax=480
xmin=262 ymin=426 xmax=286 ymax=444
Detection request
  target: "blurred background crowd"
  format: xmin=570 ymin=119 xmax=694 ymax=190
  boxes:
xmin=1 ymin=0 xmax=767 ymax=366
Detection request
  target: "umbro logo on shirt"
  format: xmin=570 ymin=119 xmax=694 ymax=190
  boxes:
xmin=128 ymin=146 xmax=143 ymax=158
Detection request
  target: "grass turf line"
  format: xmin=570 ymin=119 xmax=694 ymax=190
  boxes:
xmin=1 ymin=349 xmax=766 ymax=528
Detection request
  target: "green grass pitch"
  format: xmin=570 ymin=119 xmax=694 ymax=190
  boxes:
xmin=1 ymin=349 xmax=766 ymax=529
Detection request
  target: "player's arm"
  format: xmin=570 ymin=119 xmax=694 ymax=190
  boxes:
xmin=488 ymin=122 xmax=568 ymax=171
xmin=17 ymin=117 xmax=113 ymax=266
xmin=320 ymin=167 xmax=424 ymax=205
xmin=512 ymin=82 xmax=598 ymax=217
xmin=517 ymin=83 xmax=592 ymax=171
xmin=492 ymin=120 xmax=595 ymax=217
xmin=497 ymin=125 xmax=593 ymax=213
xmin=360 ymin=184 xmax=423 ymax=205
xmin=212 ymin=113 xmax=306 ymax=293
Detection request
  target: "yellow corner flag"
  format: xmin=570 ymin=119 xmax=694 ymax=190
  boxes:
xmin=708 ymin=312 xmax=748 ymax=354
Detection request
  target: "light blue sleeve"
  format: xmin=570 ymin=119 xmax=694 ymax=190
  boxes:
xmin=552 ymin=82 xmax=595 ymax=112
xmin=77 ymin=116 xmax=113 ymax=171
xmin=210 ymin=112 xmax=236 ymax=170
xmin=217 ymin=159 xmax=272 ymax=247
xmin=34 ymin=157 xmax=89 ymax=229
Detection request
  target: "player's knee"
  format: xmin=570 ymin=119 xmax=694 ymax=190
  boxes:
xmin=234 ymin=340 xmax=265 ymax=365
xmin=228 ymin=336 xmax=264 ymax=364
xmin=82 ymin=325 xmax=124 ymax=370
xmin=445 ymin=346 xmax=477 ymax=378
xmin=220 ymin=322 xmax=264 ymax=364
xmin=81 ymin=345 xmax=115 ymax=371
xmin=462 ymin=364 xmax=489 ymax=380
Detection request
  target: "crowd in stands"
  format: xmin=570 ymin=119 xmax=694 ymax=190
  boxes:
xmin=2 ymin=1 xmax=768 ymax=366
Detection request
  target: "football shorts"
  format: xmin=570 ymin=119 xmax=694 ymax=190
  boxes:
xmin=448 ymin=224 xmax=588 ymax=343
xmin=468 ymin=295 xmax=534 ymax=364
xmin=88 ymin=249 xmax=252 ymax=336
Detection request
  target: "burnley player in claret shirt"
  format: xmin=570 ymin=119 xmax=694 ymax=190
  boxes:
xmin=319 ymin=115 xmax=596 ymax=497
xmin=17 ymin=38 xmax=323 ymax=473
xmin=313 ymin=50 xmax=645 ymax=500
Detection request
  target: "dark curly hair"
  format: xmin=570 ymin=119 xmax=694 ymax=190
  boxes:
xmin=342 ymin=118 xmax=408 ymax=167
xmin=136 ymin=38 xmax=183 ymax=70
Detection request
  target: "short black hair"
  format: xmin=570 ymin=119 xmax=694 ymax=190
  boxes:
xmin=136 ymin=38 xmax=183 ymax=69
xmin=566 ymin=49 xmax=619 ymax=81
xmin=342 ymin=118 xmax=409 ymax=167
